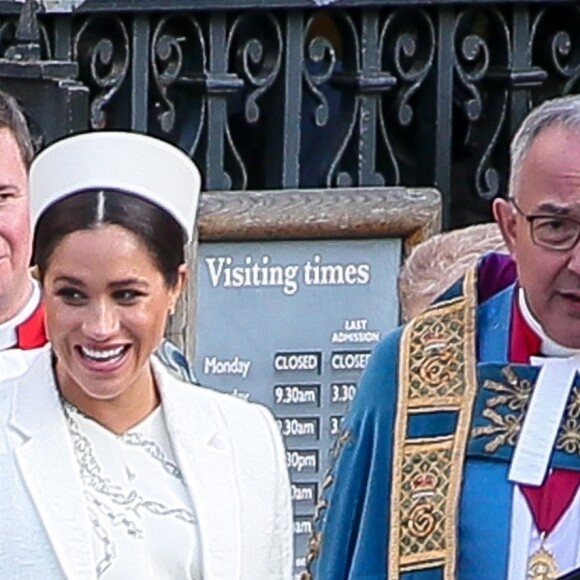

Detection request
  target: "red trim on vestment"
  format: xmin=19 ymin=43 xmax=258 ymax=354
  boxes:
xmin=15 ymin=302 xmax=47 ymax=349
xmin=509 ymin=295 xmax=541 ymax=364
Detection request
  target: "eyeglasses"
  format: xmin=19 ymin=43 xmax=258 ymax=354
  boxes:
xmin=509 ymin=198 xmax=580 ymax=251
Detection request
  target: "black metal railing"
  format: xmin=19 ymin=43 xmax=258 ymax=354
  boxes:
xmin=0 ymin=0 xmax=576 ymax=227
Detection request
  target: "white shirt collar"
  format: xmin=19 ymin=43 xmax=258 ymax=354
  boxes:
xmin=0 ymin=279 xmax=41 ymax=351
xmin=518 ymin=288 xmax=580 ymax=358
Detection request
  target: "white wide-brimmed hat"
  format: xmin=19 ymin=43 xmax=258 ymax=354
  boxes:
xmin=29 ymin=131 xmax=201 ymax=242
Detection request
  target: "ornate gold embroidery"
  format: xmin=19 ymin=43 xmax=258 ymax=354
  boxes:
xmin=474 ymin=409 xmax=522 ymax=452
xmin=482 ymin=367 xmax=532 ymax=412
xmin=566 ymin=385 xmax=580 ymax=418
xmin=304 ymin=532 xmax=321 ymax=567
xmin=330 ymin=429 xmax=351 ymax=457
xmin=302 ymin=426 xmax=353 ymax=579
xmin=407 ymin=309 xmax=468 ymax=403
xmin=556 ymin=386 xmax=580 ymax=454
xmin=471 ymin=368 xmax=533 ymax=452
xmin=390 ymin=265 xmax=478 ymax=579
xmin=398 ymin=442 xmax=452 ymax=559
xmin=472 ymin=370 xmax=580 ymax=458
xmin=556 ymin=417 xmax=580 ymax=454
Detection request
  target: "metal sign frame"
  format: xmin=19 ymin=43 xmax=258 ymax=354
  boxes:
xmin=168 ymin=186 xmax=441 ymax=359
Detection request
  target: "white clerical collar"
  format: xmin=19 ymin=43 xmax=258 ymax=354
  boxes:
xmin=0 ymin=279 xmax=41 ymax=351
xmin=510 ymin=288 xmax=580 ymax=486
xmin=518 ymin=288 xmax=580 ymax=357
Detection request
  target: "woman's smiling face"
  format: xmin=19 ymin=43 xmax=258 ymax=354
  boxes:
xmin=43 ymin=224 xmax=184 ymax=411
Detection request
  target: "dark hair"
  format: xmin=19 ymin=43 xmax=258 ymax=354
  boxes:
xmin=33 ymin=189 xmax=186 ymax=286
xmin=0 ymin=90 xmax=34 ymax=168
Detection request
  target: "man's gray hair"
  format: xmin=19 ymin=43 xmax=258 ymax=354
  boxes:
xmin=510 ymin=94 xmax=580 ymax=199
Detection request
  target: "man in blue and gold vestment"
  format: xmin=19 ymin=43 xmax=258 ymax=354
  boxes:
xmin=304 ymin=95 xmax=580 ymax=579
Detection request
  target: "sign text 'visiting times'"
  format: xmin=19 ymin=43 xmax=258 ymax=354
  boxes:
xmin=194 ymin=239 xmax=401 ymax=578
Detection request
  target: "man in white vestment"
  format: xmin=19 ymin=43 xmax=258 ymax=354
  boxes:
xmin=0 ymin=89 xmax=194 ymax=381
xmin=0 ymin=90 xmax=43 ymax=359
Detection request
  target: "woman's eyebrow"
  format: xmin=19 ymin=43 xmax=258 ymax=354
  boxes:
xmin=53 ymin=275 xmax=85 ymax=287
xmin=108 ymin=279 xmax=149 ymax=290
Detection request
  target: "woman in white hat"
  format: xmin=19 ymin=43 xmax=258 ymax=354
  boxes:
xmin=0 ymin=132 xmax=292 ymax=579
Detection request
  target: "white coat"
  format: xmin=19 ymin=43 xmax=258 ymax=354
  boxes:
xmin=0 ymin=346 xmax=293 ymax=579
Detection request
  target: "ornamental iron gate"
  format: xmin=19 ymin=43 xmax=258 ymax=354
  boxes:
xmin=0 ymin=0 xmax=576 ymax=228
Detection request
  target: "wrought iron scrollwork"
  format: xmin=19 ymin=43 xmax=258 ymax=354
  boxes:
xmin=73 ymin=16 xmax=129 ymax=130
xmin=455 ymin=31 xmax=489 ymax=122
xmin=304 ymin=15 xmax=338 ymax=128
xmin=0 ymin=1 xmax=573 ymax=226
xmin=383 ymin=9 xmax=435 ymax=128
xmin=151 ymin=15 xmax=206 ymax=155
xmin=225 ymin=12 xmax=283 ymax=188
xmin=301 ymin=11 xmax=358 ymax=188
xmin=531 ymin=5 xmax=580 ymax=99
xmin=315 ymin=12 xmax=358 ymax=188
xmin=378 ymin=7 xmax=435 ymax=185
xmin=229 ymin=12 xmax=282 ymax=125
xmin=453 ymin=7 xmax=510 ymax=203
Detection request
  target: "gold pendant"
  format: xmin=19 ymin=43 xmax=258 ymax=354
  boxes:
xmin=527 ymin=544 xmax=559 ymax=580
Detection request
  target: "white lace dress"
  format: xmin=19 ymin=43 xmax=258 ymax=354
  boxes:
xmin=62 ymin=401 xmax=203 ymax=579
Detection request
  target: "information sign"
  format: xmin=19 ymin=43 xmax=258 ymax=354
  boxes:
xmin=184 ymin=187 xmax=441 ymax=578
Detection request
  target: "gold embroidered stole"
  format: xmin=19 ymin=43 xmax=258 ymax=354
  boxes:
xmin=389 ymin=265 xmax=478 ymax=578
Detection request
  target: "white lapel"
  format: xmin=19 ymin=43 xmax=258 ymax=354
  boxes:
xmin=7 ymin=346 xmax=96 ymax=580
xmin=154 ymin=359 xmax=243 ymax=578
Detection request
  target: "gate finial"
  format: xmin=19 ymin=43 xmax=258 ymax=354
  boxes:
xmin=5 ymin=0 xmax=41 ymax=61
